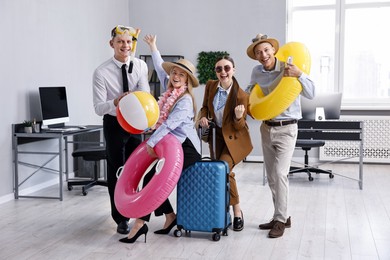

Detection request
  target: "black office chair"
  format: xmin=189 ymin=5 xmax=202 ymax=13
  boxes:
xmin=289 ymin=139 xmax=334 ymax=181
xmin=67 ymin=146 xmax=107 ymax=195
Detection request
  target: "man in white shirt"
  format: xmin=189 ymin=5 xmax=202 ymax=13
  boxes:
xmin=92 ymin=25 xmax=150 ymax=234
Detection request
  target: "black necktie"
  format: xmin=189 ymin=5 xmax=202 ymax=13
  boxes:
xmin=121 ymin=64 xmax=129 ymax=92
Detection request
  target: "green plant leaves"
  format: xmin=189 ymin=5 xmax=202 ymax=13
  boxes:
xmin=196 ymin=51 xmax=229 ymax=85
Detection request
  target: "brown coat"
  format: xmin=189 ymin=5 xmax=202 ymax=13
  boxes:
xmin=199 ymin=77 xmax=253 ymax=164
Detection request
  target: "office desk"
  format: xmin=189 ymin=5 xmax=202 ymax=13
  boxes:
xmin=12 ymin=125 xmax=103 ymax=201
xmin=296 ymin=120 xmax=364 ymax=189
xmin=262 ymin=120 xmax=364 ymax=189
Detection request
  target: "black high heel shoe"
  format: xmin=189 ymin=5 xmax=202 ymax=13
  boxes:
xmin=154 ymin=218 xmax=177 ymax=235
xmin=233 ymin=211 xmax=244 ymax=231
xmin=119 ymin=224 xmax=148 ymax=243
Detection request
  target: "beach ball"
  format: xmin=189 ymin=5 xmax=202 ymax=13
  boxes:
xmin=117 ymin=91 xmax=159 ymax=134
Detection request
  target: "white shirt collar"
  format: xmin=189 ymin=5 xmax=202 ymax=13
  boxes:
xmin=217 ymin=81 xmax=233 ymax=95
xmin=112 ymin=57 xmax=129 ymax=68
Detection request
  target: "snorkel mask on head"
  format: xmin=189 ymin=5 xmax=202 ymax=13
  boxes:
xmin=112 ymin=25 xmax=141 ymax=73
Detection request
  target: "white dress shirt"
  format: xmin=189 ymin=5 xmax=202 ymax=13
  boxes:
xmin=92 ymin=57 xmax=150 ymax=116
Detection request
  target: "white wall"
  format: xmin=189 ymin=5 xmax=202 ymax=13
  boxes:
xmin=131 ymin=0 xmax=286 ymax=89
xmin=0 ymin=0 xmax=131 ymax=199
xmin=130 ymin=0 xmax=286 ymax=160
xmin=0 ymin=0 xmax=286 ymax=199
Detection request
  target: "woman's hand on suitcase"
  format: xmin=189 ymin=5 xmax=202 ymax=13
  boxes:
xmin=199 ymin=117 xmax=209 ymax=128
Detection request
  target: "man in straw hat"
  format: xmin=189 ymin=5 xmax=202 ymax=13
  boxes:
xmin=93 ymin=25 xmax=150 ymax=235
xmin=119 ymin=34 xmax=201 ymax=243
xmin=246 ymin=34 xmax=315 ymax=238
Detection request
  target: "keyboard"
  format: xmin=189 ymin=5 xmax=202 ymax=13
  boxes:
xmin=44 ymin=127 xmax=81 ymax=132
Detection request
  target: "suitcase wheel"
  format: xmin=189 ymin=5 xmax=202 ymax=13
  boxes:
xmin=212 ymin=233 xmax=221 ymax=241
xmin=174 ymin=229 xmax=182 ymax=237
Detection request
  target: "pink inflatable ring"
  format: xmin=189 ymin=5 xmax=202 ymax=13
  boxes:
xmin=114 ymin=134 xmax=184 ymax=218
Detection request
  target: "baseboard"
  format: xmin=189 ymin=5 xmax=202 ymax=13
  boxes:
xmin=0 ymin=172 xmax=76 ymax=205
xmin=244 ymin=155 xmax=263 ymax=163
xmin=0 ymin=193 xmax=15 ymax=205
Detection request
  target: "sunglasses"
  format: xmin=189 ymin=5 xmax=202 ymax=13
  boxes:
xmin=215 ymin=65 xmax=232 ymax=73
xmin=252 ymin=34 xmax=268 ymax=43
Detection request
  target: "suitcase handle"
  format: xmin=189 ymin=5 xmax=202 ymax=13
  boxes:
xmin=198 ymin=120 xmax=216 ymax=159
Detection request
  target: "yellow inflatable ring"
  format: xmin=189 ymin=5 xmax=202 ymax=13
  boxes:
xmin=249 ymin=42 xmax=311 ymax=121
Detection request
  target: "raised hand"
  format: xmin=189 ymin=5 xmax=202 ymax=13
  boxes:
xmin=143 ymin=34 xmax=158 ymax=52
xmin=235 ymin=104 xmax=245 ymax=119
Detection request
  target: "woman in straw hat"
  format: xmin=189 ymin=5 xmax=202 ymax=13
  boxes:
xmin=119 ymin=34 xmax=201 ymax=243
xmin=198 ymin=56 xmax=253 ymax=232
xmin=246 ymin=34 xmax=315 ymax=238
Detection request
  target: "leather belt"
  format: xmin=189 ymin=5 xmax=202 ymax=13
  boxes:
xmin=263 ymin=119 xmax=298 ymax=127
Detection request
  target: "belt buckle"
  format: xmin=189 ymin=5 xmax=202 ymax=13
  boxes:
xmin=280 ymin=120 xmax=294 ymax=126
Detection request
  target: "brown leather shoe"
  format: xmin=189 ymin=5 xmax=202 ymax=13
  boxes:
xmin=268 ymin=221 xmax=285 ymax=238
xmin=259 ymin=216 xmax=291 ymax=230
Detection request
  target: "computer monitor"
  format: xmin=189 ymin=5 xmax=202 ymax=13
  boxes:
xmin=39 ymin=86 xmax=70 ymax=128
xmin=301 ymin=92 xmax=342 ymax=120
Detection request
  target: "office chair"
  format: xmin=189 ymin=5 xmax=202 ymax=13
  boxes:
xmin=67 ymin=146 xmax=107 ymax=195
xmin=289 ymin=139 xmax=334 ymax=181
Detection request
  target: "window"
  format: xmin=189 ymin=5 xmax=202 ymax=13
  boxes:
xmin=288 ymin=0 xmax=390 ymax=109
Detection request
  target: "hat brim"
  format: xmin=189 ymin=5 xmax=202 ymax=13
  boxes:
xmin=246 ymin=38 xmax=279 ymax=60
xmin=162 ymin=62 xmax=199 ymax=87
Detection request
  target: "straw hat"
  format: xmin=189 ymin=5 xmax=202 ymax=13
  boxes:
xmin=162 ymin=59 xmax=199 ymax=87
xmin=246 ymin=34 xmax=279 ymax=60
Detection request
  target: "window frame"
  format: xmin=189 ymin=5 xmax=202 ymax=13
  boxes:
xmin=287 ymin=0 xmax=390 ymax=110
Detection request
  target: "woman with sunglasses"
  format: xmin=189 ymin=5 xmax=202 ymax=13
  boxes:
xmin=198 ymin=56 xmax=253 ymax=232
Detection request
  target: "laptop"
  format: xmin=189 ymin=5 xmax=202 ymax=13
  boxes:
xmin=301 ymin=92 xmax=342 ymax=120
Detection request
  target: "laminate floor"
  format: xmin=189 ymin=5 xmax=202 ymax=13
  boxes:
xmin=0 ymin=162 xmax=389 ymax=260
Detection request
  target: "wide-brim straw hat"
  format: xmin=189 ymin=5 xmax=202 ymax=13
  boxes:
xmin=246 ymin=34 xmax=279 ymax=60
xmin=162 ymin=59 xmax=199 ymax=87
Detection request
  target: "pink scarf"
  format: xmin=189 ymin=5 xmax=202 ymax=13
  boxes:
xmin=154 ymin=85 xmax=187 ymax=129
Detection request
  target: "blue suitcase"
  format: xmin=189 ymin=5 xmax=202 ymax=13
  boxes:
xmin=174 ymin=122 xmax=231 ymax=241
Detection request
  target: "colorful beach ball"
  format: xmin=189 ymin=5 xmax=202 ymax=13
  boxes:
xmin=117 ymin=91 xmax=159 ymax=134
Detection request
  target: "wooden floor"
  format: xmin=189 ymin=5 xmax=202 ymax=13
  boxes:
xmin=1 ymin=162 xmax=390 ymax=260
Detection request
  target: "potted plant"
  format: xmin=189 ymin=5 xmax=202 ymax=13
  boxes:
xmin=196 ymin=51 xmax=230 ymax=85
xmin=22 ymin=120 xmax=33 ymax=133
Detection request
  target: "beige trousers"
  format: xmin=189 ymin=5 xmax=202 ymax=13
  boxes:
xmin=261 ymin=123 xmax=297 ymax=223
xmin=209 ymin=126 xmax=240 ymax=205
